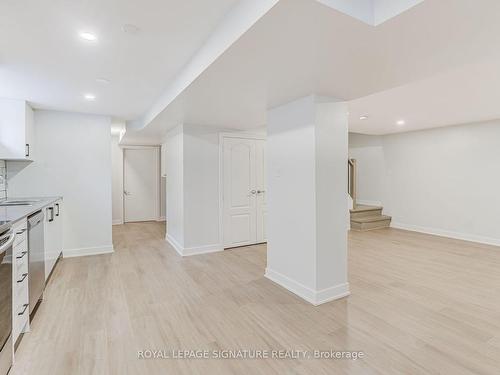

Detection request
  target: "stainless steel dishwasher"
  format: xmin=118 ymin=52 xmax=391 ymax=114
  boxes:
xmin=28 ymin=210 xmax=45 ymax=314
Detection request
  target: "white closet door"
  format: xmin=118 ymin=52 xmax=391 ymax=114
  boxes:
xmin=256 ymin=139 xmax=267 ymax=243
xmin=223 ymin=137 xmax=257 ymax=248
xmin=124 ymin=148 xmax=159 ymax=222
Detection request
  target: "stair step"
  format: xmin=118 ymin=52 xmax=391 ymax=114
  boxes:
xmin=350 ymin=215 xmax=392 ymax=224
xmin=350 ymin=215 xmax=391 ymax=231
xmin=350 ymin=205 xmax=383 ymax=219
xmin=350 ymin=204 xmax=382 ymax=213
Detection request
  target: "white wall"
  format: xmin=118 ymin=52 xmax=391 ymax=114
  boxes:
xmin=266 ymin=95 xmax=349 ymax=305
xmin=165 ymin=124 xmax=223 ymax=254
xmin=165 ymin=125 xmax=184 ymax=248
xmin=165 ymin=124 xmax=266 ymax=255
xmin=111 ymin=135 xmax=123 ymax=225
xmin=348 ymin=133 xmax=385 ymax=206
xmin=267 ymin=96 xmax=317 ymax=289
xmin=183 ymin=125 xmax=221 ymax=249
xmin=7 ymin=110 xmax=113 ymax=255
xmin=349 ymin=121 xmax=500 ymax=246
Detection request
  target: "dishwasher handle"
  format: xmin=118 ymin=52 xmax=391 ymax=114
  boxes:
xmin=28 ymin=210 xmax=44 ymax=228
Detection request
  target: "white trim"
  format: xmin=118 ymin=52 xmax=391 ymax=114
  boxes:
xmin=166 ymin=233 xmax=223 ymax=256
xmin=219 ymin=132 xmax=267 ymax=249
xmin=112 ymin=219 xmax=123 ymax=225
xmin=391 ymin=222 xmax=500 ymax=247
xmin=182 ymin=243 xmax=223 ymax=256
xmin=219 ymin=132 xmax=266 ymax=141
xmin=157 ymin=216 xmax=166 ymax=222
xmin=63 ymin=245 xmax=114 ymax=258
xmin=120 ymin=145 xmax=161 ymax=149
xmin=315 ymin=283 xmax=351 ymax=305
xmin=265 ymin=268 xmax=350 ymax=306
xmin=218 ymin=135 xmax=224 ymax=249
xmin=356 ymin=199 xmax=383 ymax=207
xmin=166 ymin=233 xmax=184 ymax=256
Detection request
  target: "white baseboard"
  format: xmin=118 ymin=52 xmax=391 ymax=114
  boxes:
xmin=265 ymin=268 xmax=350 ymax=306
xmin=157 ymin=216 xmax=166 ymax=222
xmin=112 ymin=219 xmax=123 ymax=225
xmin=391 ymin=222 xmax=500 ymax=247
xmin=166 ymin=233 xmax=223 ymax=257
xmin=356 ymin=199 xmax=383 ymax=207
xmin=166 ymin=233 xmax=184 ymax=256
xmin=182 ymin=243 xmax=223 ymax=256
xmin=63 ymin=245 xmax=114 ymax=258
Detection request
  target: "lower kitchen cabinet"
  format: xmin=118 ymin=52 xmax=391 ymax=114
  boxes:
xmin=44 ymin=199 xmax=63 ymax=281
xmin=11 ymin=219 xmax=30 ymax=346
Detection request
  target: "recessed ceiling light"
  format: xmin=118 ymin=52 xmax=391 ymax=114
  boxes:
xmin=122 ymin=24 xmax=140 ymax=34
xmin=79 ymin=31 xmax=98 ymax=42
xmin=84 ymin=94 xmax=96 ymax=101
xmin=96 ymin=78 xmax=110 ymax=84
xmin=359 ymin=115 xmax=368 ymax=120
xmin=396 ymin=120 xmax=406 ymax=126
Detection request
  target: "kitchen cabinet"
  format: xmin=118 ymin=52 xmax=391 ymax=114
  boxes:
xmin=44 ymin=199 xmax=63 ymax=280
xmin=11 ymin=219 xmax=30 ymax=346
xmin=0 ymin=98 xmax=35 ymax=161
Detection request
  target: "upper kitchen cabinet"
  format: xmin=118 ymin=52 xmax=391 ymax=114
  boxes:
xmin=0 ymin=98 xmax=35 ymax=161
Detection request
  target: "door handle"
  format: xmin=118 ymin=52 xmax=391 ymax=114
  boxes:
xmin=124 ymin=190 xmax=131 ymax=196
xmin=250 ymin=190 xmax=257 ymax=195
xmin=55 ymin=203 xmax=60 ymax=216
xmin=257 ymin=190 xmax=266 ymax=194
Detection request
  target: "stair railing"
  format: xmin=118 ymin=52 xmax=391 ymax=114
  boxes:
xmin=348 ymin=158 xmax=357 ymax=208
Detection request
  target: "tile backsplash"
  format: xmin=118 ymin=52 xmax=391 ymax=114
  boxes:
xmin=0 ymin=160 xmax=6 ymax=199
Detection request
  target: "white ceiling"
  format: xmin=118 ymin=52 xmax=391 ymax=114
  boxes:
xmin=0 ymin=0 xmax=239 ymax=119
xmin=317 ymin=0 xmax=424 ymax=26
xmin=2 ymin=0 xmax=500 ymax=141
xmin=349 ymin=58 xmax=500 ymax=135
xmin=125 ymin=0 xmax=500 ymax=141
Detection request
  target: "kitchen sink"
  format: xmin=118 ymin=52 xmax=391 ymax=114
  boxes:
xmin=0 ymin=200 xmax=41 ymax=206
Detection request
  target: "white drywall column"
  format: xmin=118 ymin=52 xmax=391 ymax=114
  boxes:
xmin=266 ymin=95 xmax=350 ymax=305
xmin=164 ymin=124 xmax=223 ymax=256
xmin=165 ymin=125 xmax=185 ymax=251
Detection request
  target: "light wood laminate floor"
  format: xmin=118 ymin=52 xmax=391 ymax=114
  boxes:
xmin=11 ymin=223 xmax=500 ymax=374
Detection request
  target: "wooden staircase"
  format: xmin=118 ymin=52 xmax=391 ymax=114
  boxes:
xmin=350 ymin=205 xmax=391 ymax=231
xmin=348 ymin=158 xmax=391 ymax=231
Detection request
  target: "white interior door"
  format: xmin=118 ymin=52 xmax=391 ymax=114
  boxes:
xmin=223 ymin=136 xmax=266 ymax=248
xmin=124 ymin=148 xmax=159 ymax=222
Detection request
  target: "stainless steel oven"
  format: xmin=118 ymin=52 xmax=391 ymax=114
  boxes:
xmin=0 ymin=229 xmax=13 ymax=375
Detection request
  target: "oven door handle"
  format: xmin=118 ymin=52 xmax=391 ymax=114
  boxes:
xmin=0 ymin=230 xmax=14 ymax=254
